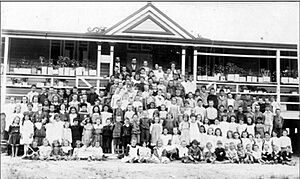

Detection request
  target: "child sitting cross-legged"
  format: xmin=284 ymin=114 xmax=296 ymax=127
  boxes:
xmin=214 ymin=140 xmax=230 ymax=164
xmin=272 ymin=145 xmax=282 ymax=164
xmin=203 ymin=142 xmax=216 ymax=163
xmin=24 ymin=140 xmax=39 ymax=160
xmin=237 ymin=143 xmax=246 ymax=163
xmin=281 ymin=146 xmax=296 ymax=166
xmin=87 ymin=141 xmax=104 ymax=161
xmin=226 ymin=142 xmax=239 ymax=163
xmin=72 ymin=140 xmax=83 ymax=160
xmin=49 ymin=140 xmax=64 ymax=161
xmin=61 ymin=139 xmax=73 ymax=160
xmin=252 ymin=144 xmax=263 ymax=164
xmin=138 ymin=142 xmax=151 ymax=163
xmin=261 ymin=144 xmax=273 ymax=164
xmin=39 ymin=138 xmax=52 ymax=160
xmin=150 ymin=139 xmax=169 ymax=164
xmin=178 ymin=140 xmax=189 ymax=163
xmin=121 ymin=137 xmax=140 ymax=163
xmin=244 ymin=144 xmax=254 ymax=164
xmin=187 ymin=139 xmax=202 ymax=163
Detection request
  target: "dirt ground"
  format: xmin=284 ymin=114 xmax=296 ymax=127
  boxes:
xmin=1 ymin=155 xmax=299 ymax=179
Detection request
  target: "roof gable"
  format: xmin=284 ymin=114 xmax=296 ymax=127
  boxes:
xmin=104 ymin=3 xmax=195 ymax=39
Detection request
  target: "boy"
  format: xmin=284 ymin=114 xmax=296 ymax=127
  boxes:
xmin=140 ymin=111 xmax=151 ymax=144
xmin=281 ymin=146 xmax=296 ymax=166
xmin=273 ymin=109 xmax=284 ymax=136
xmin=188 ymin=140 xmax=202 ymax=163
xmin=121 ymin=118 xmax=132 ymax=154
xmin=112 ymin=116 xmax=122 ymax=154
xmin=70 ymin=119 xmax=83 ymax=148
xmin=102 ymin=118 xmax=113 ymax=153
xmin=214 ymin=140 xmax=229 ymax=163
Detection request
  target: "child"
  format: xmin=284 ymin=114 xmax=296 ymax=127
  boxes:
xmin=8 ymin=116 xmax=21 ymax=157
xmin=203 ymin=142 xmax=216 ymax=163
xmin=25 ymin=140 xmax=39 ymax=160
xmin=61 ymin=139 xmax=73 ymax=160
xmin=140 ymin=111 xmax=151 ymax=144
xmin=81 ymin=117 xmax=94 ymax=147
xmin=279 ymin=129 xmax=292 ymax=152
xmin=227 ymin=142 xmax=239 ymax=163
xmin=138 ymin=141 xmax=151 ymax=163
xmin=121 ymin=118 xmax=132 ymax=154
xmin=179 ymin=114 xmax=190 ymax=144
xmin=206 ymin=127 xmax=217 ymax=149
xmin=70 ymin=119 xmax=83 ymax=148
xmin=187 ymin=139 xmax=202 ymax=163
xmin=219 ymin=115 xmax=229 ymax=135
xmin=214 ymin=140 xmax=229 ymax=164
xmin=255 ymin=117 xmax=265 ymax=138
xmin=214 ymin=128 xmax=224 ymax=147
xmin=252 ymin=144 xmax=262 ymax=163
xmin=161 ymin=128 xmax=172 ymax=147
xmin=150 ymin=117 xmax=162 ymax=146
xmin=189 ymin=114 xmax=201 ymax=142
xmin=240 ymin=131 xmax=251 ymax=149
xmin=228 ymin=116 xmax=238 ymax=132
xmin=93 ymin=118 xmax=103 ymax=147
xmin=244 ymin=144 xmax=254 ymax=163
xmin=272 ymin=145 xmax=282 ymax=164
xmin=150 ymin=139 xmax=169 ymax=164
xmin=39 ymin=139 xmax=52 ymax=160
xmin=159 ymin=104 xmax=168 ymax=119
xmin=263 ymin=132 xmax=272 ymax=153
xmin=50 ymin=140 xmax=64 ymax=160
xmin=131 ymin=114 xmax=141 ymax=144
xmin=233 ymin=132 xmax=241 ymax=148
xmin=261 ymin=143 xmax=273 ymax=164
xmin=178 ymin=140 xmax=189 ymax=163
xmin=88 ymin=141 xmax=104 ymax=161
xmin=237 ymin=143 xmax=246 ymax=163
xmin=254 ymin=133 xmax=263 ymax=151
xmin=171 ymin=127 xmax=181 ymax=148
xmin=246 ymin=116 xmax=255 ymax=136
xmin=236 ymin=118 xmax=247 ymax=134
xmin=112 ymin=115 xmax=122 ymax=154
xmin=102 ymin=118 xmax=113 ymax=153
xmin=121 ymin=138 xmax=140 ymax=163
xmin=281 ymin=146 xmax=296 ymax=166
xmin=62 ymin=122 xmax=72 ymax=144
xmin=162 ymin=113 xmax=178 ymax=134
xmin=124 ymin=104 xmax=135 ymax=123
xmin=271 ymin=131 xmax=280 ymax=150
xmin=72 ymin=140 xmax=82 ymax=160
xmin=20 ymin=113 xmax=34 ymax=158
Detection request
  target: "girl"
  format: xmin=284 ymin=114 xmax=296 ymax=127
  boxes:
xmin=263 ymin=132 xmax=272 ymax=153
xmin=150 ymin=117 xmax=162 ymax=146
xmin=225 ymin=130 xmax=235 ymax=147
xmin=227 ymin=142 xmax=239 ymax=163
xmin=189 ymin=114 xmax=201 ymax=143
xmin=248 ymin=134 xmax=255 ymax=149
xmin=61 ymin=139 xmax=73 ymax=160
xmin=138 ymin=141 xmax=152 ymax=163
xmin=240 ymin=131 xmax=251 ymax=149
xmin=271 ymin=131 xmax=280 ymax=149
xmin=161 ymin=128 xmax=172 ymax=147
xmin=147 ymin=102 xmax=157 ymax=119
xmin=219 ymin=115 xmax=229 ymax=135
xmin=168 ymin=97 xmax=180 ymax=121
xmin=8 ymin=116 xmax=21 ymax=157
xmin=92 ymin=118 xmax=103 ymax=147
xmin=150 ymin=139 xmax=169 ymax=164
xmin=228 ymin=116 xmax=238 ymax=132
xmin=196 ymin=114 xmax=203 ymax=124
xmin=198 ymin=125 xmax=207 ymax=149
xmin=246 ymin=116 xmax=255 ymax=136
xmin=33 ymin=120 xmax=46 ymax=146
xmin=124 ymin=104 xmax=135 ymax=123
xmin=89 ymin=141 xmax=104 ymax=161
xmin=39 ymin=139 xmax=52 ymax=160
xmin=159 ymin=104 xmax=168 ymax=120
xmin=26 ymin=140 xmax=39 ymax=160
xmin=101 ymin=105 xmax=113 ymax=125
xmin=131 ymin=114 xmax=141 ymax=144
xmin=171 ymin=127 xmax=181 ymax=148
xmin=81 ymin=117 xmax=94 ymax=147
xmin=206 ymin=127 xmax=216 ymax=149
xmin=69 ymin=94 xmax=80 ymax=111
xmin=233 ymin=132 xmax=242 ymax=148
xmin=214 ymin=128 xmax=224 ymax=147
xmin=244 ymin=144 xmax=254 ymax=163
xmin=12 ymin=105 xmax=23 ymax=121
xmin=69 ymin=106 xmax=79 ymax=126
xmin=252 ymin=144 xmax=262 ymax=163
xmin=121 ymin=138 xmax=140 ymax=163
xmin=20 ymin=113 xmax=34 ymax=158
xmin=236 ymin=118 xmax=247 ymax=134
xmin=31 ymin=96 xmax=39 ymax=112
xmin=254 ymin=132 xmax=264 ymax=151
xmin=179 ymin=114 xmax=190 ymax=144
xmin=91 ymin=105 xmax=101 ymax=123
xmin=261 ymin=144 xmax=273 ymax=164
xmin=62 ymin=122 xmax=72 ymax=144
xmin=187 ymin=140 xmax=202 ymax=163
xmin=20 ymin=96 xmax=29 ymax=113
xmin=237 ymin=143 xmax=246 ymax=163
xmin=203 ymin=118 xmax=210 ymax=132
xmin=178 ymin=140 xmax=189 ymax=163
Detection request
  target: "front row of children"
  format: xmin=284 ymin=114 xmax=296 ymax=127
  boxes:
xmin=21 ymin=135 xmax=295 ymax=166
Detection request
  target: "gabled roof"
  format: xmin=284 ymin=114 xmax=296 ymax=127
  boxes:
xmin=104 ymin=3 xmax=195 ymax=40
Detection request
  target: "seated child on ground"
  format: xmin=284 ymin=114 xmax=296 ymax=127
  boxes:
xmin=61 ymin=139 xmax=73 ymax=160
xmin=150 ymin=139 xmax=169 ymax=164
xmin=203 ymin=142 xmax=216 ymax=163
xmin=272 ymin=145 xmax=282 ymax=164
xmin=187 ymin=139 xmax=202 ymax=163
xmin=138 ymin=142 xmax=151 ymax=163
xmin=87 ymin=141 xmax=104 ymax=161
xmin=24 ymin=140 xmax=39 ymax=160
xmin=39 ymin=139 xmax=52 ymax=160
xmin=164 ymin=139 xmax=178 ymax=161
xmin=72 ymin=140 xmax=82 ymax=160
xmin=281 ymin=146 xmax=296 ymax=166
xmin=49 ymin=140 xmax=64 ymax=160
xmin=252 ymin=145 xmax=262 ymax=163
xmin=214 ymin=140 xmax=229 ymax=164
xmin=121 ymin=137 xmax=140 ymax=163
xmin=261 ymin=144 xmax=273 ymax=164
xmin=226 ymin=142 xmax=239 ymax=163
xmin=244 ymin=144 xmax=254 ymax=163
xmin=178 ymin=140 xmax=189 ymax=163
xmin=237 ymin=143 xmax=246 ymax=163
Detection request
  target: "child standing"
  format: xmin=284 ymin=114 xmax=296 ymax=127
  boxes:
xmin=93 ymin=118 xmax=103 ymax=147
xmin=112 ymin=115 xmax=122 ymax=154
xmin=121 ymin=118 xmax=132 ymax=153
xmin=162 ymin=113 xmax=178 ymax=134
xmin=255 ymin=117 xmax=265 ymax=138
xmin=236 ymin=118 xmax=247 ymax=135
xmin=150 ymin=117 xmax=162 ymax=146
xmin=8 ymin=116 xmax=21 ymax=157
xmin=140 ymin=111 xmax=151 ymax=145
xmin=240 ymin=131 xmax=251 ymax=149
xmin=171 ymin=127 xmax=181 ymax=148
xmin=189 ymin=114 xmax=201 ymax=143
xmin=102 ymin=118 xmax=113 ymax=153
xmin=62 ymin=122 xmax=72 ymax=144
xmin=20 ymin=113 xmax=34 ymax=158
xmin=81 ymin=117 xmax=94 ymax=147
xmin=131 ymin=114 xmax=141 ymax=144
xmin=70 ymin=119 xmax=82 ymax=148
xmin=179 ymin=114 xmax=190 ymax=144
xmin=246 ymin=117 xmax=255 ymax=136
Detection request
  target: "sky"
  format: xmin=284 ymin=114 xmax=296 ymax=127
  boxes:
xmin=1 ymin=2 xmax=299 ymax=44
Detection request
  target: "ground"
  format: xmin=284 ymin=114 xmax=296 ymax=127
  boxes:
xmin=1 ymin=155 xmax=299 ymax=179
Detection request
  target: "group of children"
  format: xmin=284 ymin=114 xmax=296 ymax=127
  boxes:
xmin=0 ymin=62 xmax=296 ymax=166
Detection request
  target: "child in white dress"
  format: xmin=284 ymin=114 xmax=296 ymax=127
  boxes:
xmin=20 ymin=113 xmax=34 ymax=158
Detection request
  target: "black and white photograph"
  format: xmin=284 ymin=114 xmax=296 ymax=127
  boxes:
xmin=0 ymin=1 xmax=299 ymax=178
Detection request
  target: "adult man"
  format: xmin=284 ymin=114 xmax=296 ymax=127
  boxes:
xmin=127 ymin=58 xmax=138 ymax=74
xmin=87 ymin=86 xmax=99 ymax=106
xmin=273 ymin=109 xmax=284 ymax=136
xmin=206 ymin=100 xmax=218 ymax=123
xmin=207 ymin=88 xmax=218 ymax=109
xmin=140 ymin=60 xmax=151 ymax=75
